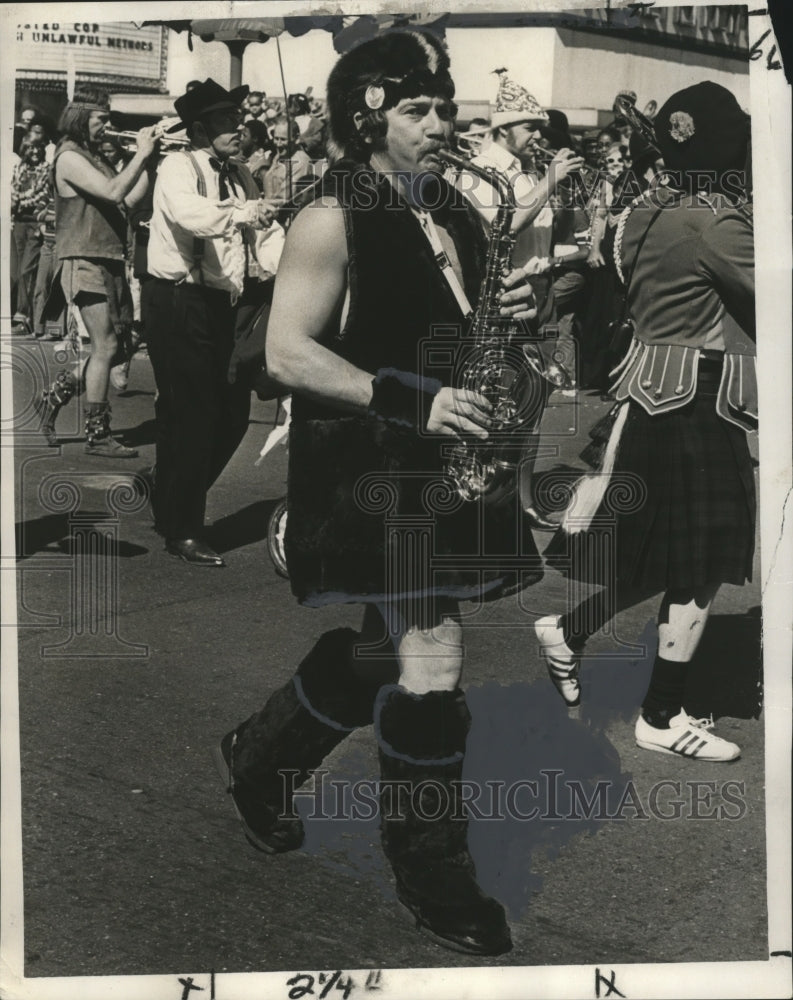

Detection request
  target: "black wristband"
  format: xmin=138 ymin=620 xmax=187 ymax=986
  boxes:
xmin=368 ymin=368 xmax=442 ymax=431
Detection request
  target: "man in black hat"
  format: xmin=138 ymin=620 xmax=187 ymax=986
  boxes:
xmin=144 ymin=79 xmax=284 ymax=566
xmin=539 ymin=81 xmax=756 ymax=762
xmin=214 ymin=31 xmax=543 ymax=957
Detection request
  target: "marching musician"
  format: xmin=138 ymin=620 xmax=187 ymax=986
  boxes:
xmin=214 ymin=31 xmax=540 ymax=956
xmin=459 ymin=72 xmax=582 ymax=293
xmin=537 ymin=82 xmax=756 ymax=763
xmin=35 ymin=85 xmax=159 ymax=454
xmin=144 ymin=79 xmax=285 ymax=566
xmin=454 ymin=71 xmax=584 ymax=527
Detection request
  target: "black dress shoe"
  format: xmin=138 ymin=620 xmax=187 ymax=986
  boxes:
xmin=523 ymin=505 xmax=559 ymax=531
xmin=165 ymin=538 xmax=226 ymax=566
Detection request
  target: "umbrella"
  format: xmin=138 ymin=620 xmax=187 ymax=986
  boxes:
xmin=142 ymin=14 xmax=448 ymax=85
xmin=142 ymin=16 xmax=344 ymax=87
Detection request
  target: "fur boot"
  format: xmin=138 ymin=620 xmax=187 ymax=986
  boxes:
xmin=216 ymin=628 xmax=393 ymax=854
xmin=376 ymin=685 xmax=512 ymax=956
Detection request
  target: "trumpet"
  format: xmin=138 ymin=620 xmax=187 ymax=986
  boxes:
xmin=528 ymin=141 xmax=611 ymax=184
xmin=100 ymin=128 xmax=190 ymax=151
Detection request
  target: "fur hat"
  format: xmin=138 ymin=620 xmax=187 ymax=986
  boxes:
xmin=546 ymin=109 xmax=570 ymax=134
xmin=654 ymin=81 xmax=749 ymax=175
xmin=167 ymin=78 xmax=249 ymax=132
xmin=629 ymin=129 xmax=660 ymax=174
xmin=490 ymin=69 xmax=548 ymax=129
xmin=326 ymin=30 xmax=455 ymax=161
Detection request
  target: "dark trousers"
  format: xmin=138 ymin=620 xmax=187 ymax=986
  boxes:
xmin=32 ymin=235 xmax=57 ymax=336
xmin=11 ymin=220 xmax=43 ymax=323
xmin=143 ymin=279 xmax=251 ymax=540
xmin=553 ymin=268 xmax=586 ymax=383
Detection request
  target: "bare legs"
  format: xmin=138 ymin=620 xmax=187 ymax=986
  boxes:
xmin=77 ymin=297 xmax=116 ymax=405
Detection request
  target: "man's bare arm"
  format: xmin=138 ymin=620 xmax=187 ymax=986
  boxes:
xmin=56 ymin=125 xmax=158 ymax=205
xmin=266 ymin=197 xmax=496 ymax=437
xmin=265 ymin=197 xmax=374 ymax=413
xmin=463 ymin=148 xmax=585 ymax=234
xmin=124 ymin=168 xmax=151 ymax=210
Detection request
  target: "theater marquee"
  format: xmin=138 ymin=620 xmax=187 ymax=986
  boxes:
xmin=15 ymin=21 xmax=167 ymax=92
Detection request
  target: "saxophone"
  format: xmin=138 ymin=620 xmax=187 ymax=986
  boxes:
xmin=437 ymin=148 xmax=546 ymax=504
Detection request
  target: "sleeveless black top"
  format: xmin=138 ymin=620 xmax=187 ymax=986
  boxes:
xmin=285 ymin=161 xmax=543 ymax=607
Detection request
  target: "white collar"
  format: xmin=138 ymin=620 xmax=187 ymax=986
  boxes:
xmin=474 ymin=139 xmax=520 ymax=174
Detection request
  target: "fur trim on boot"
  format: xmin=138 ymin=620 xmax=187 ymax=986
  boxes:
xmin=216 ymin=628 xmax=392 ymax=854
xmin=375 ymin=685 xmax=513 ymax=956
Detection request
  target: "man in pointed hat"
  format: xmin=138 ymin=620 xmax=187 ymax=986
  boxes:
xmin=456 ymin=70 xmax=585 ymax=528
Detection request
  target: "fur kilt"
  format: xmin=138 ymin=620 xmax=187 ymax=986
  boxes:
xmin=544 ymin=373 xmax=756 ymax=592
xmin=285 ymin=416 xmax=544 ymax=608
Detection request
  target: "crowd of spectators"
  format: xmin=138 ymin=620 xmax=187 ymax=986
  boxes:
xmin=10 ymin=84 xmax=661 ymax=401
xmin=9 ymin=88 xmax=330 ymax=342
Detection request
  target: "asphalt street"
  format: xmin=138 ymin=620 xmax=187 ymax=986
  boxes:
xmin=6 ymin=336 xmax=768 ymax=983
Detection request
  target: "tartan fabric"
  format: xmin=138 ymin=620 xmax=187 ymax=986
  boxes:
xmin=545 ymin=378 xmax=755 ymax=591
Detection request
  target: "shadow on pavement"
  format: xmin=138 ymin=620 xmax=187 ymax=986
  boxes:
xmin=115 ymin=418 xmax=157 ymax=448
xmin=465 ymin=680 xmax=629 ymax=920
xmin=686 ymin=608 xmax=763 ymax=720
xmin=207 ymin=497 xmax=281 ymax=553
xmin=15 ymin=514 xmax=150 ymax=560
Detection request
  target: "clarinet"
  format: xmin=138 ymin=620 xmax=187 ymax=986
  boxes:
xmin=437 ymin=148 xmax=541 ymax=505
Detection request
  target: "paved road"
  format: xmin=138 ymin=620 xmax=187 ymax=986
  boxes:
xmin=6 ymin=339 xmax=767 ymax=985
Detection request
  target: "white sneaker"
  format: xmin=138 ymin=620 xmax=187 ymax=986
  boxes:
xmin=535 ymin=615 xmax=580 ymax=707
xmin=110 ymin=360 xmax=131 ymax=392
xmin=635 ymin=711 xmax=741 ymax=762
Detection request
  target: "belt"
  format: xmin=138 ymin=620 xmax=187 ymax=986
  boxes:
xmin=698 ymin=357 xmax=723 ymax=383
xmin=150 ymin=276 xmax=231 ymax=299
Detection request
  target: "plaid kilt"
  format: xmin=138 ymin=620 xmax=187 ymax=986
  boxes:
xmin=545 ymin=373 xmax=756 ymax=591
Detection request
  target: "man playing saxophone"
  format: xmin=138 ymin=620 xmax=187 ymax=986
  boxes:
xmin=214 ymin=31 xmax=541 ymax=956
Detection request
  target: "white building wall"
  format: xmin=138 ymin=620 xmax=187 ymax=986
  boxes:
xmin=445 ymin=27 xmax=559 ymax=107
xmin=166 ymin=31 xmax=231 ymax=94
xmin=550 ymin=28 xmax=749 ymax=115
xmin=164 ymin=23 xmax=748 ymax=115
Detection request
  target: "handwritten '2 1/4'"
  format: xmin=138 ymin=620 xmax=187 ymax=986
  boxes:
xmin=286 ymin=969 xmax=384 ymax=999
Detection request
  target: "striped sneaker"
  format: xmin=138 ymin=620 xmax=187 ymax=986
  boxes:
xmin=535 ymin=615 xmax=580 ymax=707
xmin=635 ymin=711 xmax=740 ymax=762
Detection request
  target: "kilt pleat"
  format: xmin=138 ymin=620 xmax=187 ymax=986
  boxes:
xmin=545 ymin=379 xmax=755 ymax=591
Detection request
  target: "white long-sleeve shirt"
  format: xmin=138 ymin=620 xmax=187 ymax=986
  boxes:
xmin=458 ymin=139 xmax=554 ymax=270
xmin=147 ymin=147 xmax=285 ymax=296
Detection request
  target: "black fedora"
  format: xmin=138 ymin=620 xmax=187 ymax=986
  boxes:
xmin=166 ymin=78 xmax=250 ymax=132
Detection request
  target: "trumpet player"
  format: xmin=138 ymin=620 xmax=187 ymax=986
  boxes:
xmin=143 ymin=79 xmax=285 ymax=567
xmin=454 ymin=71 xmax=585 ymax=528
xmin=35 ymin=85 xmax=160 ymax=455
xmin=214 ymin=32 xmax=540 ymax=957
